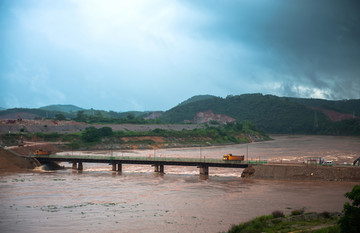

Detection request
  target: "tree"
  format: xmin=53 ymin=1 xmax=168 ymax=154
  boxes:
xmin=55 ymin=113 xmax=66 ymax=121
xmin=99 ymin=127 xmax=113 ymax=137
xmin=81 ymin=127 xmax=101 ymax=142
xmin=75 ymin=111 xmax=87 ymax=122
xmin=339 ymin=185 xmax=360 ymax=233
xmin=81 ymin=127 xmax=113 ymax=143
xmin=126 ymin=114 xmax=135 ymax=121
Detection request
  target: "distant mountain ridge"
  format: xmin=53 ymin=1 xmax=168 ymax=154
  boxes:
xmin=160 ymin=94 xmax=360 ymax=135
xmin=0 ymin=94 xmax=359 ymax=135
xmin=176 ymin=95 xmax=217 ymax=107
xmin=39 ymin=104 xmax=84 ymax=113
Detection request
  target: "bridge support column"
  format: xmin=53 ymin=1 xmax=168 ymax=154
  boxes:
xmin=199 ymin=166 xmax=209 ymax=175
xmin=72 ymin=162 xmax=77 ymax=170
xmin=111 ymin=163 xmax=122 ymax=172
xmin=154 ymin=165 xmax=164 ymax=173
xmin=78 ymin=162 xmax=83 ymax=171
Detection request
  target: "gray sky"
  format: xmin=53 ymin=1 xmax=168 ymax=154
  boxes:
xmin=1 ymin=0 xmax=359 ymax=111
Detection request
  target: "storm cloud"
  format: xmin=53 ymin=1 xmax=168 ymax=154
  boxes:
xmin=1 ymin=0 xmax=359 ymax=111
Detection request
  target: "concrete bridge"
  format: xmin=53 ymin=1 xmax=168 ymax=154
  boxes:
xmin=33 ymin=154 xmax=248 ymax=175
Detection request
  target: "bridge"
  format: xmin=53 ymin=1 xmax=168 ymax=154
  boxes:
xmin=33 ymin=154 xmax=249 ymax=175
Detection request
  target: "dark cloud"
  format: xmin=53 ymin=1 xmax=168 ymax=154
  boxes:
xmin=185 ymin=0 xmax=360 ymax=99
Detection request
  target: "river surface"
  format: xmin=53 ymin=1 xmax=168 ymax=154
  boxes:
xmin=1 ymin=135 xmax=359 ymax=233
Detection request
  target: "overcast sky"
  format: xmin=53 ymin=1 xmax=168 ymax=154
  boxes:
xmin=1 ymin=0 xmax=359 ymax=111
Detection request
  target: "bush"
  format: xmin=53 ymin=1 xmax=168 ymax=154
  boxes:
xmin=67 ymin=141 xmax=80 ymax=150
xmin=228 ymin=215 xmax=272 ymax=233
xmin=291 ymin=209 xmax=305 ymax=216
xmin=55 ymin=113 xmax=66 ymax=121
xmin=81 ymin=127 xmax=114 ymax=143
xmin=81 ymin=127 xmax=101 ymax=143
xmin=319 ymin=211 xmax=331 ymax=219
xmin=272 ymin=210 xmax=285 ymax=218
xmin=99 ymin=127 xmax=113 ymax=137
xmin=313 ymin=225 xmax=340 ymax=233
xmin=339 ymin=185 xmax=360 ymax=233
xmin=34 ymin=132 xmax=60 ymax=141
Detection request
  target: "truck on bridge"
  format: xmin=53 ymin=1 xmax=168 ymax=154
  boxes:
xmin=34 ymin=150 xmax=51 ymax=156
xmin=223 ymin=154 xmax=244 ymax=161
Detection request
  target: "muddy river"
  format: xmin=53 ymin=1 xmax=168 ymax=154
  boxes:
xmin=1 ymin=135 xmax=359 ymax=233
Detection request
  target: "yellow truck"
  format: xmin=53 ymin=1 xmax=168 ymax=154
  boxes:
xmin=34 ymin=150 xmax=51 ymax=156
xmin=222 ymin=154 xmax=244 ymax=161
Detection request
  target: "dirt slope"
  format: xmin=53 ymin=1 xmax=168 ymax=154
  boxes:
xmin=0 ymin=147 xmax=37 ymax=171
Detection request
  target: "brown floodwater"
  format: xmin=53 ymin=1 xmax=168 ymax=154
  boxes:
xmin=1 ymin=135 xmax=359 ymax=233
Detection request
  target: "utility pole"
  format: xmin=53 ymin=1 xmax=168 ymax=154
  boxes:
xmin=246 ymin=144 xmax=248 ymax=162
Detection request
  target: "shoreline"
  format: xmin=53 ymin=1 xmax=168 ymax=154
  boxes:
xmin=243 ymin=164 xmax=360 ymax=182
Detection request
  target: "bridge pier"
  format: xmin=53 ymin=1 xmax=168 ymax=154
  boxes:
xmin=112 ymin=163 xmax=122 ymax=172
xmin=72 ymin=162 xmax=83 ymax=170
xmin=154 ymin=164 xmax=164 ymax=173
xmin=199 ymin=166 xmax=209 ymax=175
xmin=77 ymin=162 xmax=83 ymax=171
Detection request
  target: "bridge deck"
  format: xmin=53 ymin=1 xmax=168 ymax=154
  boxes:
xmin=32 ymin=154 xmax=249 ymax=168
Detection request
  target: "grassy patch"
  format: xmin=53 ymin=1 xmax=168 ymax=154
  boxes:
xmin=291 ymin=208 xmax=305 ymax=216
xmin=227 ymin=212 xmax=340 ymax=233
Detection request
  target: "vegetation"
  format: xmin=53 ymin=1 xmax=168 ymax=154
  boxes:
xmin=160 ymin=94 xmax=360 ymax=135
xmin=77 ymin=121 xmax=268 ymax=146
xmin=271 ymin=210 xmax=285 ymax=218
xmin=39 ymin=104 xmax=83 ymax=113
xmin=227 ymin=185 xmax=360 ymax=233
xmin=0 ymin=106 xmax=159 ymax=124
xmin=176 ymin=94 xmax=218 ymax=107
xmin=227 ymin=211 xmax=340 ymax=233
xmin=339 ymin=185 xmax=360 ymax=233
xmin=1 ymin=121 xmax=268 ymax=149
xmin=34 ymin=132 xmax=61 ymax=141
xmin=291 ymin=98 xmax=360 ymax=114
xmin=73 ymin=110 xmax=161 ymax=124
xmin=227 ymin=211 xmax=342 ymax=233
xmin=0 ymin=108 xmax=74 ymax=119
xmin=1 ymin=94 xmax=359 ymax=135
xmin=291 ymin=208 xmax=305 ymax=216
xmin=81 ymin=127 xmax=113 ymax=143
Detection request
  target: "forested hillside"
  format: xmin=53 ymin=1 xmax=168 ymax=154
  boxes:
xmin=39 ymin=104 xmax=84 ymax=113
xmin=160 ymin=94 xmax=360 ymax=135
xmin=1 ymin=94 xmax=359 ymax=135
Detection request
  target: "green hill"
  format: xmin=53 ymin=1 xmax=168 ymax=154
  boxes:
xmin=40 ymin=104 xmax=84 ymax=113
xmin=176 ymin=95 xmax=217 ymax=107
xmin=290 ymin=98 xmax=360 ymax=114
xmin=160 ymin=94 xmax=360 ymax=135
xmin=1 ymin=94 xmax=359 ymax=135
xmin=0 ymin=108 xmax=74 ymax=119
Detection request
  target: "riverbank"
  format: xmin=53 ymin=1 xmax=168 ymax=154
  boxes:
xmin=0 ymin=146 xmax=37 ymax=171
xmin=243 ymin=164 xmax=360 ymax=181
xmin=0 ymin=121 xmax=269 ymax=151
xmin=227 ymin=211 xmax=341 ymax=233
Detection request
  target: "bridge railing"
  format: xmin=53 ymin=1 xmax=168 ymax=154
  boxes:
xmin=34 ymin=154 xmax=247 ymax=164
